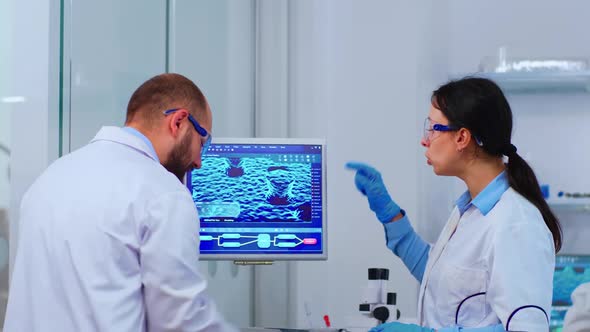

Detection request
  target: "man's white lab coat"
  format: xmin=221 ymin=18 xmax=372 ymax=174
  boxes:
xmin=5 ymin=126 xmax=236 ymax=332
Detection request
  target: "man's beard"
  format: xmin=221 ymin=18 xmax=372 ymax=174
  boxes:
xmin=163 ymin=130 xmax=193 ymax=182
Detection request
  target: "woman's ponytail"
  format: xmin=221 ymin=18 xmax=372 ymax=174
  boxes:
xmin=505 ymin=150 xmax=562 ymax=252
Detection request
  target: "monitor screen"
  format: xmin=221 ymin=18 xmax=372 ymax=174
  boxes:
xmin=186 ymin=138 xmax=327 ymax=261
xmin=550 ymin=254 xmax=590 ymax=331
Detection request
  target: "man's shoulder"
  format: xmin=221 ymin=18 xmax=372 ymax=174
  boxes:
xmin=30 ymin=139 xmax=186 ymax=200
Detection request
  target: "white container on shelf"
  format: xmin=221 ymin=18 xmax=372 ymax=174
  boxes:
xmin=451 ymin=50 xmax=590 ymax=93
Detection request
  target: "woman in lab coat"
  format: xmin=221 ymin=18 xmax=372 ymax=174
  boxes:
xmin=346 ymin=77 xmax=561 ymax=332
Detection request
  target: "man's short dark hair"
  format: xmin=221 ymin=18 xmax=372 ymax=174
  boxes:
xmin=125 ymin=73 xmax=207 ymax=125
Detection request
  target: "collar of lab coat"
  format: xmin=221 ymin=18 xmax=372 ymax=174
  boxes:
xmin=455 ymin=171 xmax=509 ymax=216
xmin=91 ymin=126 xmax=160 ymax=163
xmin=418 ymin=207 xmax=461 ymax=324
xmin=121 ymin=126 xmax=160 ymax=163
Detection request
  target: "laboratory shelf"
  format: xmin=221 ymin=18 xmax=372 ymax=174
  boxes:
xmin=547 ymin=199 xmax=590 ymax=213
xmin=452 ymin=71 xmax=590 ymax=93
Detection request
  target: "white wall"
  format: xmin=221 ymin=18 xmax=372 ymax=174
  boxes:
xmin=256 ymin=0 xmax=445 ymax=327
xmin=289 ymin=0 xmax=423 ymax=326
xmin=414 ymin=0 xmax=457 ymax=243
xmin=170 ymin=0 xmax=257 ymax=326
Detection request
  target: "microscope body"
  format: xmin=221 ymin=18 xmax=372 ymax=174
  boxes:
xmin=358 ymin=268 xmax=400 ymax=326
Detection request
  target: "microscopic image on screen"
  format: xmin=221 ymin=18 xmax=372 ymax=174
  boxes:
xmin=191 ymin=157 xmax=312 ymax=223
xmin=550 ymin=255 xmax=590 ymax=330
xmin=553 ymin=256 xmax=590 ymax=306
xmin=186 ymin=140 xmax=326 ymax=259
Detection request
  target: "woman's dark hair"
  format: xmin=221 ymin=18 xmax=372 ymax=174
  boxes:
xmin=431 ymin=77 xmax=562 ymax=252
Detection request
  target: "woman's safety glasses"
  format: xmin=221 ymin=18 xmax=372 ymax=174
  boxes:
xmin=164 ymin=108 xmax=212 ymax=157
xmin=423 ymin=117 xmax=457 ymax=142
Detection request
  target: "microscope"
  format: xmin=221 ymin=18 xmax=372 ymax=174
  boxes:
xmin=358 ymin=268 xmax=400 ymax=326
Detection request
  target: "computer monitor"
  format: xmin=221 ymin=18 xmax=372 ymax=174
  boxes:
xmin=186 ymin=138 xmax=327 ymax=261
xmin=551 ymin=254 xmax=590 ymax=331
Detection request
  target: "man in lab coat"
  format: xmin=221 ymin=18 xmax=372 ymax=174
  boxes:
xmin=4 ymin=73 xmax=236 ymax=332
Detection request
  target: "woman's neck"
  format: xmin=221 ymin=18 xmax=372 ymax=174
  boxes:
xmin=459 ymin=158 xmax=506 ymax=199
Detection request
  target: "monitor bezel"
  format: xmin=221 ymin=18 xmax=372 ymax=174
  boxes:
xmin=188 ymin=137 xmax=328 ymax=261
xmin=555 ymin=253 xmax=590 ymax=258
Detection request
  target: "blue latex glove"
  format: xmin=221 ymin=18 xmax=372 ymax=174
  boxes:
xmin=369 ymin=322 xmax=434 ymax=332
xmin=345 ymin=162 xmax=401 ymax=223
xmin=438 ymin=324 xmax=507 ymax=332
xmin=369 ymin=322 xmax=507 ymax=332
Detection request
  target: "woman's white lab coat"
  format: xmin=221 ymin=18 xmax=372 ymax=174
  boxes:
xmin=5 ymin=127 xmax=236 ymax=332
xmin=385 ymin=173 xmax=555 ymax=331
xmin=418 ymin=188 xmax=555 ymax=331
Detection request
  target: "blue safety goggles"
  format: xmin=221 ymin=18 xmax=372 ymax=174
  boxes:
xmin=423 ymin=118 xmax=483 ymax=146
xmin=164 ymin=108 xmax=211 ymax=157
xmin=423 ymin=118 xmax=457 ymax=142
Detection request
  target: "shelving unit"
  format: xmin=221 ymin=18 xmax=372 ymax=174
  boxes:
xmin=454 ymin=71 xmax=590 ymax=93
xmin=547 ymin=199 xmax=590 ymax=213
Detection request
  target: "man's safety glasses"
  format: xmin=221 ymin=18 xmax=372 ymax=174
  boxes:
xmin=164 ymin=108 xmax=211 ymax=157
